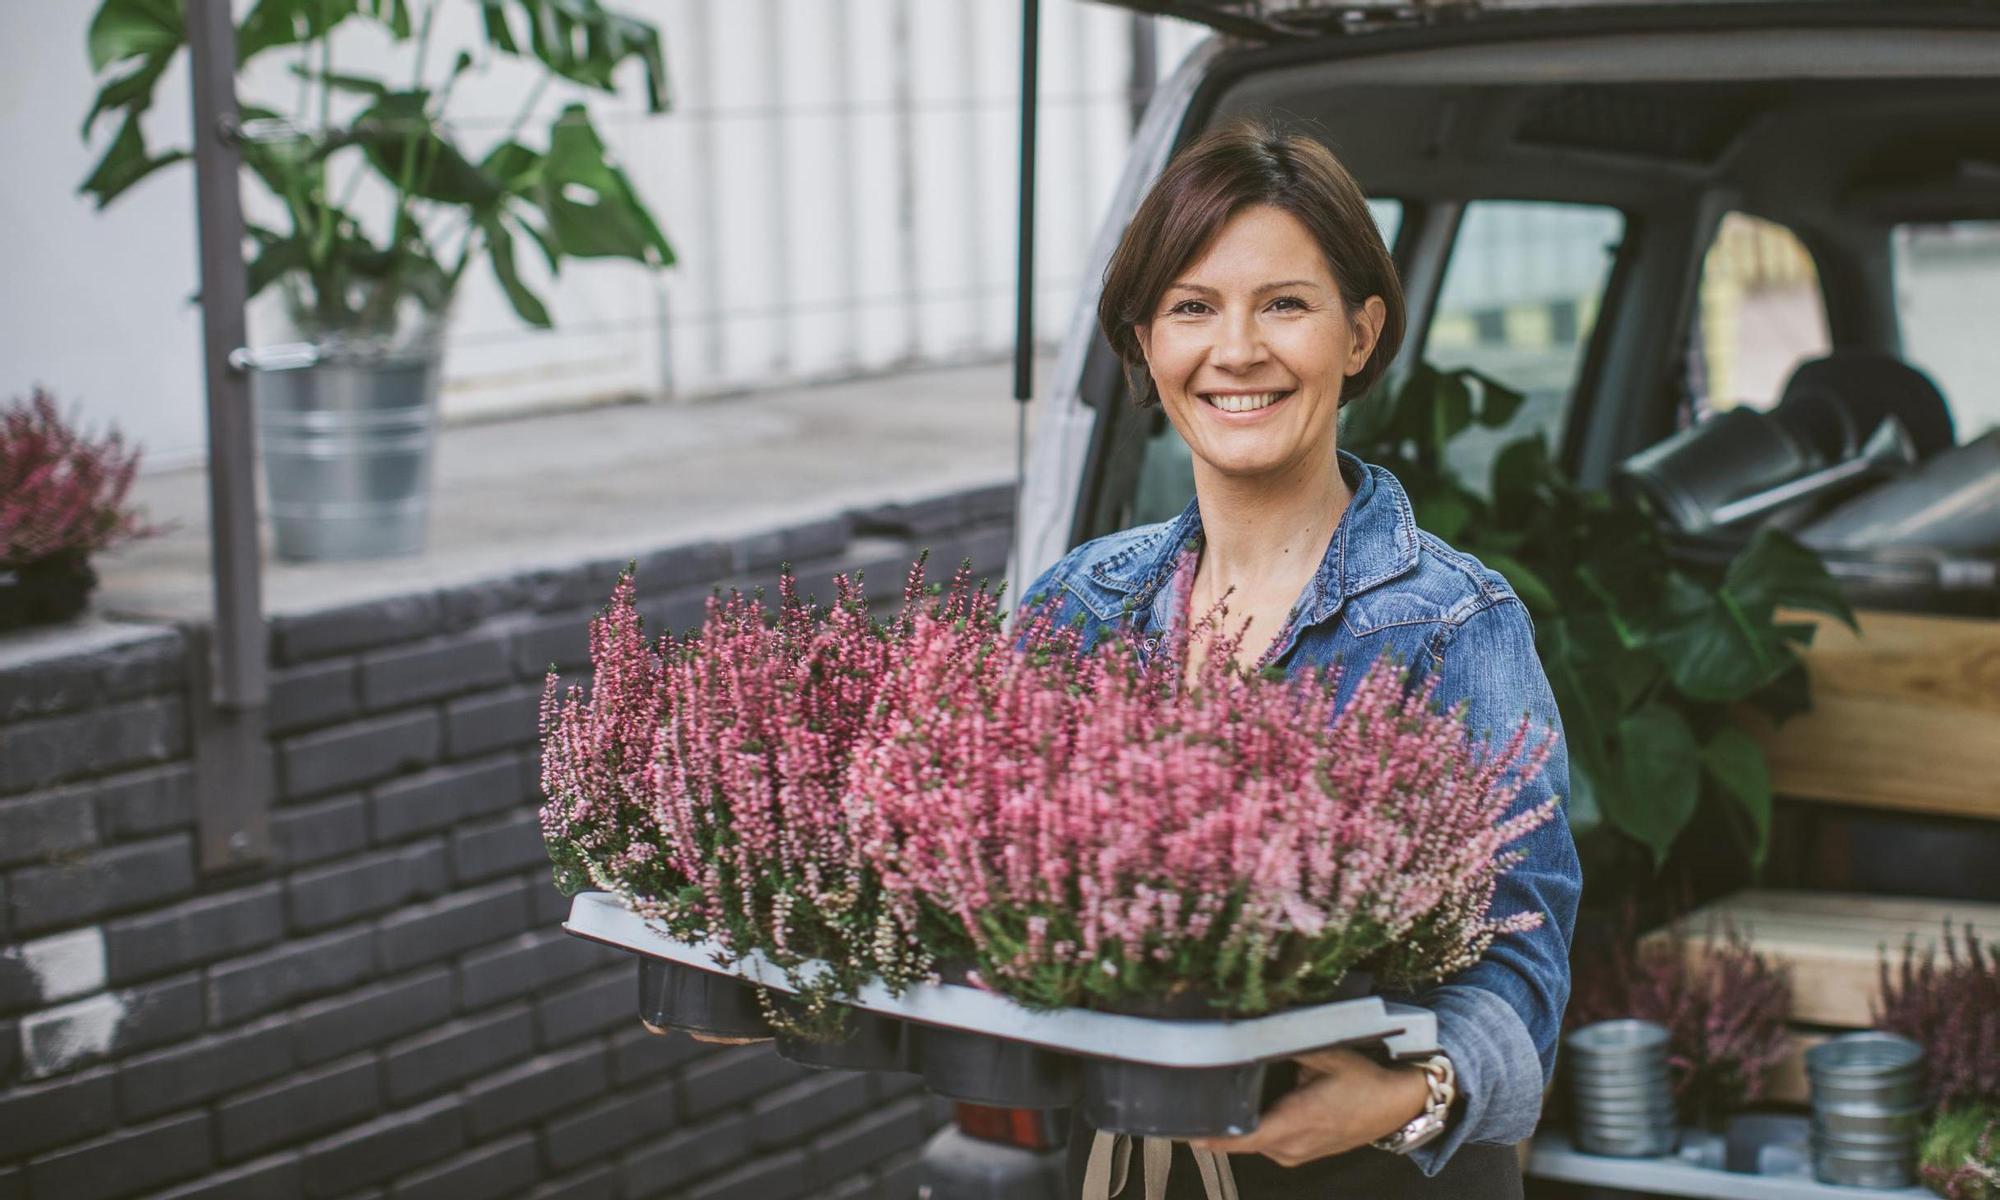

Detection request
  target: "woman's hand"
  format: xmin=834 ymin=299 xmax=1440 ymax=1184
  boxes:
xmin=640 ymin=1020 xmax=772 ymax=1046
xmin=1186 ymin=1047 xmax=1432 ymax=1168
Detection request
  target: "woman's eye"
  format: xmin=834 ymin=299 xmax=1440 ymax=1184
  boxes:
xmin=1270 ymin=296 xmax=1306 ymax=312
xmin=1170 ymin=300 xmax=1210 ymax=316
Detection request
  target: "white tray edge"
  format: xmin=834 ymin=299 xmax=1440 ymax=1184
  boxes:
xmin=564 ymin=889 xmax=1440 ymax=1067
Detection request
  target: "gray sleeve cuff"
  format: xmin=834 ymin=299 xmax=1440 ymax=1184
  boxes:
xmin=1400 ymin=983 xmax=1546 ymax=1178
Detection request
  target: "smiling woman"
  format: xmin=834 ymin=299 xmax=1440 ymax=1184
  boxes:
xmin=1033 ymin=117 xmax=1582 ymax=1199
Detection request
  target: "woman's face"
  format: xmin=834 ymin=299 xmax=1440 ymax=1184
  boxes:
xmin=1135 ymin=203 xmax=1386 ymax=483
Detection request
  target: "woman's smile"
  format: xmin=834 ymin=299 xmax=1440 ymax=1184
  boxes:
xmin=1201 ymin=388 xmax=1295 ymax=416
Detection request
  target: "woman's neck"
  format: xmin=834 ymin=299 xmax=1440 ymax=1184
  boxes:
xmin=1191 ymin=449 xmax=1352 ymax=602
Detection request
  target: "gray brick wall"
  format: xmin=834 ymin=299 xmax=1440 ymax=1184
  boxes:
xmin=0 ymin=484 xmax=1010 ymax=1200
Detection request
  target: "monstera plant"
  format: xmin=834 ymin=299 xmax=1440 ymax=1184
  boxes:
xmin=79 ymin=0 xmax=673 ymax=338
xmin=1344 ymin=364 xmax=1855 ymax=883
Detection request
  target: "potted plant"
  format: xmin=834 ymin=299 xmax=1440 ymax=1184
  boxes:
xmin=1 ymin=388 xmax=167 ymax=632
xmin=1568 ymin=913 xmax=1794 ymax=1131
xmin=843 ymin=589 xmax=1559 ymax=1128
xmin=80 ymin=0 xmax=673 ymax=561
xmin=1343 ymin=363 xmax=1854 ymax=899
xmin=541 ymin=556 xmax=1001 ymax=1060
xmin=542 ymin=554 xmax=1558 ymax=1132
xmin=1876 ymin=921 xmax=2000 ymax=1116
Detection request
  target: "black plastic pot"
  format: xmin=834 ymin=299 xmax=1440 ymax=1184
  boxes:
xmin=636 ymin=957 xmax=772 ymax=1039
xmin=916 ymin=1025 xmax=1081 ymax=1108
xmin=0 ymin=550 xmax=96 ymax=632
xmin=1078 ymin=971 xmax=1374 ymax=1138
xmin=1081 ymin=1059 xmax=1277 ymax=1138
xmin=774 ymin=1001 xmax=911 ymax=1073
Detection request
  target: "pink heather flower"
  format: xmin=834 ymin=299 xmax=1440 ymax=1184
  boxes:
xmin=2 ymin=387 xmax=166 ymax=567
xmin=537 ymin=567 xmax=682 ymax=916
xmin=846 ymin=589 xmax=1558 ymax=1015
xmin=1571 ymin=913 xmax=1795 ymax=1128
xmin=542 ymin=549 xmax=1553 ymax=1019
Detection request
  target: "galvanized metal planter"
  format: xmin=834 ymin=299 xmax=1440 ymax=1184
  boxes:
xmin=231 ymin=325 xmax=443 ymax=562
xmin=1565 ymin=1019 xmax=1680 ymax=1158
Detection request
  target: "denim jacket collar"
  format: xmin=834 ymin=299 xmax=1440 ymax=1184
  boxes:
xmin=1085 ymin=449 xmax=1423 ymax=630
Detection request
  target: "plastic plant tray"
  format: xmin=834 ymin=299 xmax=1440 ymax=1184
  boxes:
xmin=566 ymin=890 xmax=1442 ymax=1067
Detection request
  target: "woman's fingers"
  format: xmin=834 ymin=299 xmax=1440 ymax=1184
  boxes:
xmin=1187 ymin=1047 xmax=1424 ymax=1168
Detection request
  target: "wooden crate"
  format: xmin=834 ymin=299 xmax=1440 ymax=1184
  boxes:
xmin=1645 ymin=890 xmax=2000 ymax=1104
xmin=1745 ymin=607 xmax=2000 ymax=821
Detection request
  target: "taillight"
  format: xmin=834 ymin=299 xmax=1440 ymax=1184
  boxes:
xmin=953 ymin=1103 xmax=1066 ymax=1152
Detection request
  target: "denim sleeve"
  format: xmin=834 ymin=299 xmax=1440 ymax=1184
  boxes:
xmin=1397 ymin=596 xmax=1582 ymax=1176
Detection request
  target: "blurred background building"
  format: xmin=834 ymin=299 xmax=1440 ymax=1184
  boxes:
xmin=2 ymin=1 xmax=1208 ymax=474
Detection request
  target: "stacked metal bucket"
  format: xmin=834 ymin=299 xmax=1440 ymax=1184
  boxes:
xmin=1808 ymin=1031 xmax=1926 ymax=1187
xmin=1565 ymin=1019 xmax=1679 ymax=1156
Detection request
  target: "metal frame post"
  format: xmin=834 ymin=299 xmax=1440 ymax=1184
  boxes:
xmin=186 ymin=0 xmax=273 ymax=871
xmin=1010 ymin=0 xmax=1040 ymax=599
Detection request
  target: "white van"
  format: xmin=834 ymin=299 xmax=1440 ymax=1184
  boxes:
xmin=937 ymin=3 xmax=2000 ymax=1197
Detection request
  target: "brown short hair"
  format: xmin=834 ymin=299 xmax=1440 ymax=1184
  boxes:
xmin=1098 ymin=116 xmax=1406 ymax=408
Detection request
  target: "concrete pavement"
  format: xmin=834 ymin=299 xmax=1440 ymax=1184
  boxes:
xmin=90 ymin=357 xmax=1046 ymax=625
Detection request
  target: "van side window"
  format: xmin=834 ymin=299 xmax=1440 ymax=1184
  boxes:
xmin=1893 ymin=221 xmax=2000 ymax=439
xmin=1687 ymin=212 xmax=1831 ymax=421
xmin=1125 ymin=200 xmax=1404 ymax=529
xmin=1422 ymin=201 xmax=1624 ymax=493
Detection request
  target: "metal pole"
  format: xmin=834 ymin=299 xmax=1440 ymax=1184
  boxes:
xmin=1014 ymin=0 xmax=1039 ymax=409
xmin=763 ymin=0 xmax=793 ymax=377
xmin=186 ymin=0 xmax=272 ymax=871
xmin=1128 ymin=12 xmax=1158 ymax=133
xmin=1010 ymin=0 xmax=1039 ymax=602
xmin=893 ymin=0 xmax=921 ymax=362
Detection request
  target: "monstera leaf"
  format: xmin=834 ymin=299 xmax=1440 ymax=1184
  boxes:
xmin=1348 ymin=363 xmax=1847 ymax=881
xmin=79 ymin=0 xmax=673 ymax=332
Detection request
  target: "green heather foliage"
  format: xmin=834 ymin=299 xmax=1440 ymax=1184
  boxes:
xmin=1344 ymin=364 xmax=1853 ymax=876
xmin=80 ymin=0 xmax=671 ymax=334
xmin=1920 ymin=1105 xmax=2000 ymax=1200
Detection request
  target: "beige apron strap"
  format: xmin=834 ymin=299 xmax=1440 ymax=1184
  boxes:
xmin=1191 ymin=1147 xmax=1240 ymax=1200
xmin=1082 ymin=1130 xmax=1135 ymax=1200
xmin=1141 ymin=1137 xmax=1173 ymax=1200
xmin=1082 ymin=1133 xmax=1239 ymax=1200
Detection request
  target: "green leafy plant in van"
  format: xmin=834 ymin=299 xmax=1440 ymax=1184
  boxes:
xmin=1343 ymin=363 xmax=1855 ymax=874
xmin=79 ymin=0 xmax=672 ymax=336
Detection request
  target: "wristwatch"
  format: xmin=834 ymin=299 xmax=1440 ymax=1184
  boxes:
xmin=1371 ymin=1054 xmax=1456 ymax=1155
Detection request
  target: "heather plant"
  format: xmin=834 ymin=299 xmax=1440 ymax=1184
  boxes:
xmin=541 ymin=552 xmax=1080 ymax=1039
xmin=1569 ymin=915 xmax=1794 ymax=1128
xmin=1877 ymin=922 xmax=2000 ymax=1113
xmin=538 ymin=564 xmax=677 ymax=916
xmin=2 ymin=387 xmax=163 ymax=568
xmin=1921 ymin=1105 xmax=2000 ymax=1200
xmin=845 ymin=592 xmax=1559 ymax=1017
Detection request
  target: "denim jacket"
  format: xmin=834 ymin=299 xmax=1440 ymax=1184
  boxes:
xmin=1014 ymin=449 xmax=1581 ymax=1176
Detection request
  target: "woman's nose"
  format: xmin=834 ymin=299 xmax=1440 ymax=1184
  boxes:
xmin=1207 ymin=309 xmax=1266 ymax=370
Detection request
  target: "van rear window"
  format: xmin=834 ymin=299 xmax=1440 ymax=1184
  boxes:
xmin=1893 ymin=221 xmax=2000 ymax=440
xmin=1423 ymin=200 xmax=1625 ymax=494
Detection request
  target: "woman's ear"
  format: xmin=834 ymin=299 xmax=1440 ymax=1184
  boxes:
xmin=1344 ymin=296 xmax=1387 ymax=377
xmin=1133 ymin=321 xmax=1154 ymax=367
